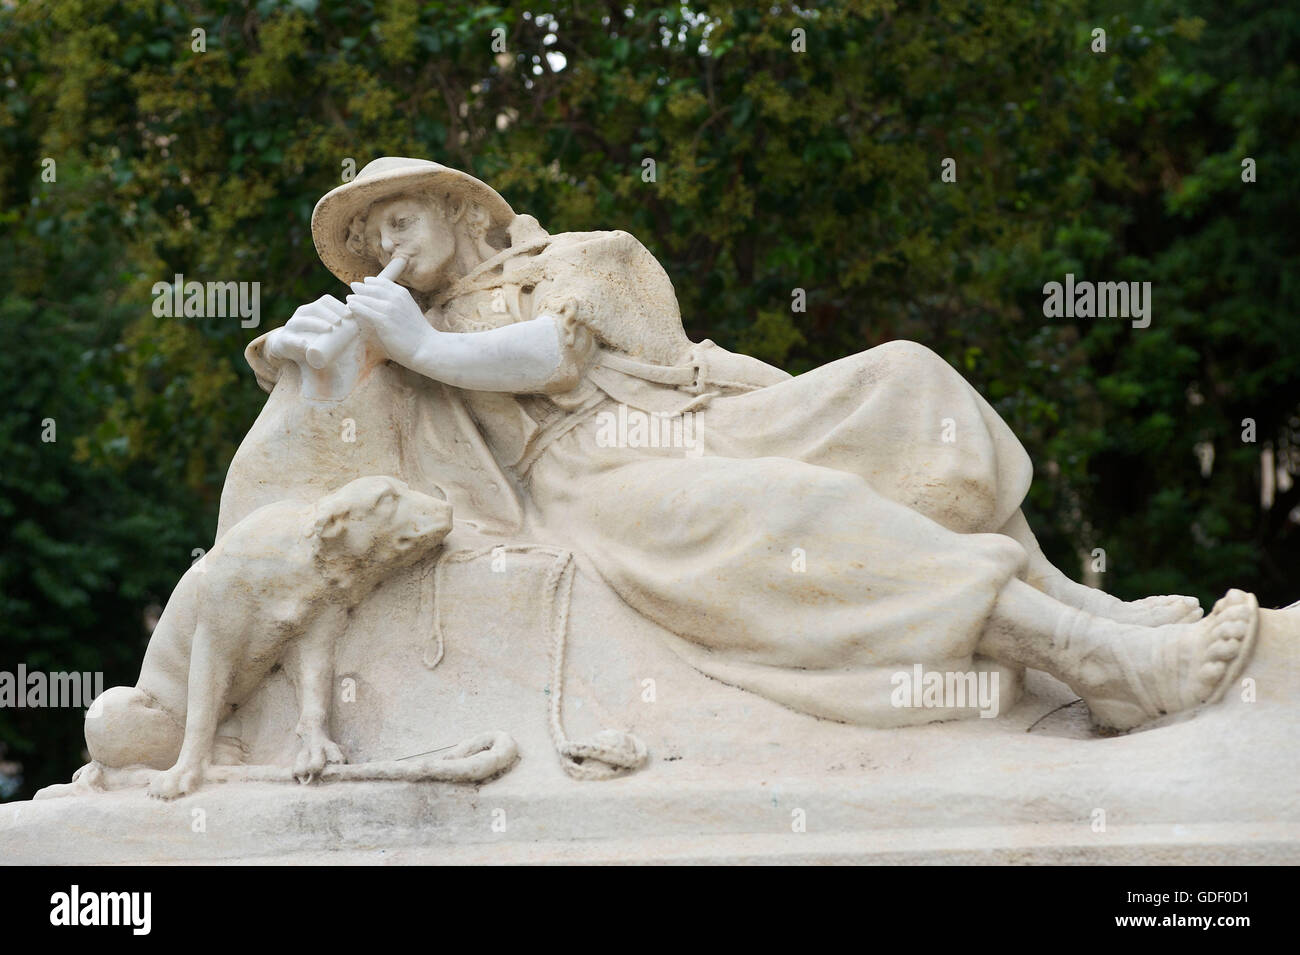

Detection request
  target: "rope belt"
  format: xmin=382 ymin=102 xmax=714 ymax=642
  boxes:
xmin=594 ymin=349 xmax=698 ymax=387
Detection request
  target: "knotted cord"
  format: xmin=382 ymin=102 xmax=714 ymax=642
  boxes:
xmin=428 ymin=544 xmax=648 ymax=780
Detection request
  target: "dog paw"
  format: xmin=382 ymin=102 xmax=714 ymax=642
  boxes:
xmin=148 ymin=765 xmax=201 ymax=800
xmin=293 ymin=734 xmax=346 ymax=783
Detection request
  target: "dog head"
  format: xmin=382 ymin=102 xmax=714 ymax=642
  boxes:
xmin=309 ymin=476 xmax=452 ymax=578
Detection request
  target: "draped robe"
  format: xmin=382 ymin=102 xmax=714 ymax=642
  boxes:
xmin=228 ymin=226 xmax=1033 ymax=726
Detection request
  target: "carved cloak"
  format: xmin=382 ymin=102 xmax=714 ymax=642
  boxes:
xmin=433 ymin=228 xmax=1036 ymax=726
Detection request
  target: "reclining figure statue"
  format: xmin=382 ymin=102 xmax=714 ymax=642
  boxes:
xmin=65 ymin=157 xmax=1265 ymax=796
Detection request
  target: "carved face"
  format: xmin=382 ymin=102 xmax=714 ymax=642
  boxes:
xmin=315 ymin=476 xmax=453 ymax=568
xmin=362 ymin=197 xmax=456 ymax=293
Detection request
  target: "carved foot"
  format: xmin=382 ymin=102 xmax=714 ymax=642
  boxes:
xmin=293 ymin=732 xmax=346 ymax=783
xmin=1071 ymin=588 xmax=1203 ymax=627
xmin=148 ymin=763 xmax=203 ymax=800
xmin=1083 ymin=589 xmax=1258 ymax=731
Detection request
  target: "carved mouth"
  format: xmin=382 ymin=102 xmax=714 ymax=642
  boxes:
xmin=406 ymin=519 xmax=446 ymax=541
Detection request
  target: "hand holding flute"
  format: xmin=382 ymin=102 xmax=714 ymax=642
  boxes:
xmin=266 ymin=254 xmax=411 ymax=375
xmin=305 ymin=255 xmax=409 ymax=369
xmin=265 ymin=250 xmax=573 ymax=399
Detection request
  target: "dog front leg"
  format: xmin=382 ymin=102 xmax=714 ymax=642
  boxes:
xmin=285 ymin=605 xmax=349 ymax=782
xmin=148 ymin=622 xmax=230 ymax=799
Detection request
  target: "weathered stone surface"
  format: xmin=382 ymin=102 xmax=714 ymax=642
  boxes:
xmin=3 ymin=566 xmax=1295 ymax=864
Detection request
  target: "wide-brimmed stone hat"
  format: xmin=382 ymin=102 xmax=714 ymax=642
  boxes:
xmin=311 ymin=157 xmax=516 ymax=284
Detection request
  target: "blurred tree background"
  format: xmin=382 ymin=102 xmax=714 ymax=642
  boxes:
xmin=1 ymin=0 xmax=1296 ymax=798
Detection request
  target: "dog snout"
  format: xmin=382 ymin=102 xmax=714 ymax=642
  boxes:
xmin=414 ymin=498 xmax=453 ymax=539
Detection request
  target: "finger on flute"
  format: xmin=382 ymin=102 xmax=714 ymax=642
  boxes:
xmin=305 ymin=255 xmax=408 ymax=369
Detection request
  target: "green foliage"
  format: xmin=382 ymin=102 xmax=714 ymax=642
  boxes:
xmin=1 ymin=0 xmax=1297 ymax=795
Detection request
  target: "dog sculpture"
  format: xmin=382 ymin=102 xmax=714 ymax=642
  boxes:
xmin=84 ymin=475 xmax=453 ymax=799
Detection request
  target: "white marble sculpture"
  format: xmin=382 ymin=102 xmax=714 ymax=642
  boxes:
xmin=88 ymin=476 xmax=454 ymax=799
xmin=37 ymin=158 xmax=1270 ymax=807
